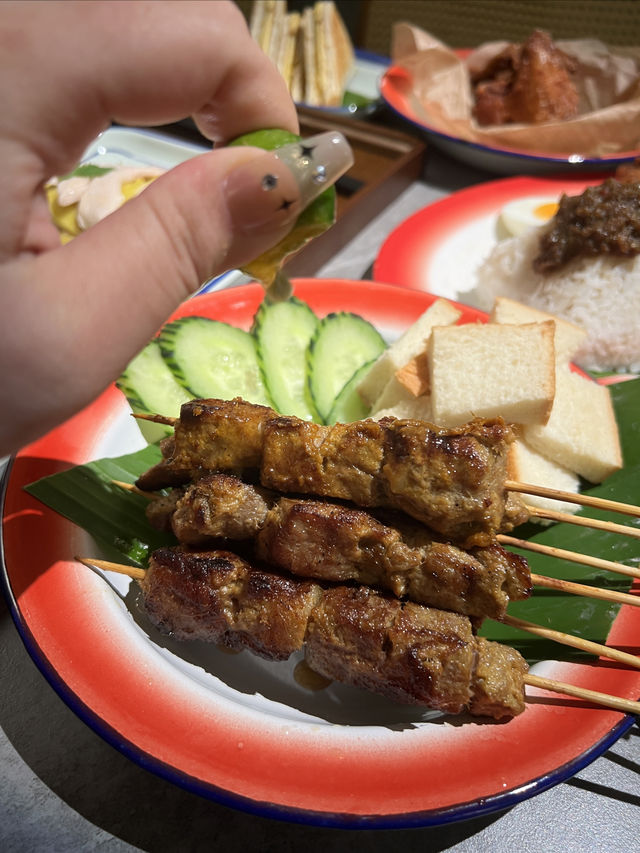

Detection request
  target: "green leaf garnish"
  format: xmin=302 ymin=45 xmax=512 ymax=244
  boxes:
xmin=24 ymin=444 xmax=174 ymax=568
xmin=60 ymin=164 xmax=114 ymax=180
xmin=341 ymin=90 xmax=374 ymax=110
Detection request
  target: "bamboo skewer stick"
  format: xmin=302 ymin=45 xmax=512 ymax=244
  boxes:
xmin=112 ymin=479 xmax=154 ymax=499
xmin=134 ymin=413 xmax=176 ymax=426
xmin=524 ymin=674 xmax=640 ymax=716
xmin=501 ymin=614 xmax=640 ymax=669
xmin=76 ymin=556 xmax=640 ymax=717
xmin=530 ymin=573 xmax=639 ymax=608
xmin=505 ymin=479 xmax=640 ymax=519
xmin=77 ymin=556 xmax=146 ymax=580
xmin=525 ymin=504 xmax=640 ymax=540
xmin=500 ymin=534 xmax=640 ymax=580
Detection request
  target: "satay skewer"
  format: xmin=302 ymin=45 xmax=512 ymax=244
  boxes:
xmin=111 ymin=479 xmax=640 ymax=606
xmin=76 ymin=555 xmax=640 ymax=715
xmin=131 ymin=412 xmax=640 ymax=523
xmin=116 ymin=476 xmax=640 ymax=544
xmin=78 ymin=556 xmax=639 ymax=666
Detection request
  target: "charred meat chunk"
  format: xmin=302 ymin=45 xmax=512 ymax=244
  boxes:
xmin=140 ymin=546 xmax=528 ymax=719
xmin=472 ymin=30 xmax=578 ymax=126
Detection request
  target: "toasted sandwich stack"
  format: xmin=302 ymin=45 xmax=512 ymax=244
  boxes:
xmin=249 ymin=0 xmax=354 ymax=107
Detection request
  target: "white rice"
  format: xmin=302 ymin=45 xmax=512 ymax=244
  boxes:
xmin=471 ymin=227 xmax=640 ymax=373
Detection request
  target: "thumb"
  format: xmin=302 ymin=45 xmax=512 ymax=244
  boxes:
xmin=1 ymin=132 xmax=352 ymax=451
xmin=58 ymin=145 xmax=308 ymax=313
xmin=47 ymin=130 xmax=353 ymax=327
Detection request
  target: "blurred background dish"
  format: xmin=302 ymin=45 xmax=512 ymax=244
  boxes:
xmin=373 ymin=173 xmax=607 ymax=301
xmin=379 ymin=64 xmax=640 ymax=176
xmin=237 ymin=1 xmax=640 ymax=173
xmin=297 ymin=49 xmax=386 ymax=116
xmin=374 ymin=172 xmax=640 ymax=374
xmin=244 ymin=0 xmax=387 ymax=116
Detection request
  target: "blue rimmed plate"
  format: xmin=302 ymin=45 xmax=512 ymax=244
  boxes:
xmin=2 ymin=279 xmax=638 ymax=828
xmin=380 ymin=64 xmax=640 ymax=176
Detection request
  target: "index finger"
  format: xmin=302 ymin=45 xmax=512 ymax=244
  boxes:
xmin=3 ymin=1 xmax=299 ymax=176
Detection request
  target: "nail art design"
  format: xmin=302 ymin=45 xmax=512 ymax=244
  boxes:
xmin=273 ymin=131 xmax=354 ymax=209
xmin=224 ymin=131 xmax=353 ymax=234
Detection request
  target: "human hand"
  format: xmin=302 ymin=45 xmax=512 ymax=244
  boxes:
xmin=0 ymin=1 xmax=349 ymax=454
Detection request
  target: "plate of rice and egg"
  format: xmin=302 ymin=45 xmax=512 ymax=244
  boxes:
xmin=373 ymin=171 xmax=640 ymax=374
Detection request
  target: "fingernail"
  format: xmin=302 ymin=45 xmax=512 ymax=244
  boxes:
xmin=224 ymin=131 xmax=353 ymax=234
xmin=273 ymin=131 xmax=354 ymax=205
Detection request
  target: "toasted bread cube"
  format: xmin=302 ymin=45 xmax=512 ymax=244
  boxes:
xmin=491 ymin=296 xmax=588 ymax=364
xmin=395 ymin=351 xmax=430 ymax=397
xmin=508 ymin=439 xmax=580 ymax=514
xmin=357 ymin=298 xmax=461 ymax=407
xmin=524 ymin=368 xmax=622 ymax=483
xmin=429 ymin=321 xmax=556 ymax=427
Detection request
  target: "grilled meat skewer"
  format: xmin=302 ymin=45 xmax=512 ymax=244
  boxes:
xmin=136 ymin=398 xmax=529 ymax=547
xmin=146 ymin=473 xmax=532 ymax=621
xmin=141 ymin=546 xmax=528 ymax=719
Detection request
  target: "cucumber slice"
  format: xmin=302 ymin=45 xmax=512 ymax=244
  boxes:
xmin=308 ymin=312 xmax=386 ymax=423
xmin=158 ymin=316 xmax=272 ymax=406
xmin=326 ymin=360 xmax=377 ymax=425
xmin=253 ymin=297 xmax=321 ymax=421
xmin=116 ymin=340 xmax=191 ymax=443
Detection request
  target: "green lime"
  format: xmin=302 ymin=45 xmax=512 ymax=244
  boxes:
xmin=228 ymin=128 xmax=336 ymax=287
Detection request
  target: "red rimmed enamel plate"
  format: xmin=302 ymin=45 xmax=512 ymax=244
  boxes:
xmin=379 ymin=64 xmax=640 ymax=176
xmin=373 ymin=174 xmax=609 ymax=303
xmin=2 ymin=280 xmax=638 ymax=828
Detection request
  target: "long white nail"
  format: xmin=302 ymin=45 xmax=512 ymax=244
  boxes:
xmin=273 ymin=131 xmax=354 ymax=207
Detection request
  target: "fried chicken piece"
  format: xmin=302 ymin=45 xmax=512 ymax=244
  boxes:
xmin=472 ymin=30 xmax=578 ymax=126
xmin=508 ymin=30 xmax=579 ymax=124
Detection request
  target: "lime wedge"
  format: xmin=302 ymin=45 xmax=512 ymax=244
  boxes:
xmin=228 ymin=128 xmax=336 ymax=289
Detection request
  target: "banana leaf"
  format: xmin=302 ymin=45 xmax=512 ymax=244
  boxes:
xmin=25 ymin=444 xmax=173 ymax=567
xmin=24 ymin=379 xmax=640 ymax=665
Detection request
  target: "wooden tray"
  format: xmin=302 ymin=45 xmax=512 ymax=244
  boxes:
xmin=287 ymin=107 xmax=427 ymax=275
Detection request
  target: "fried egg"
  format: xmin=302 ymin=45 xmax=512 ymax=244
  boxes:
xmin=499 ymin=196 xmax=559 ymax=238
